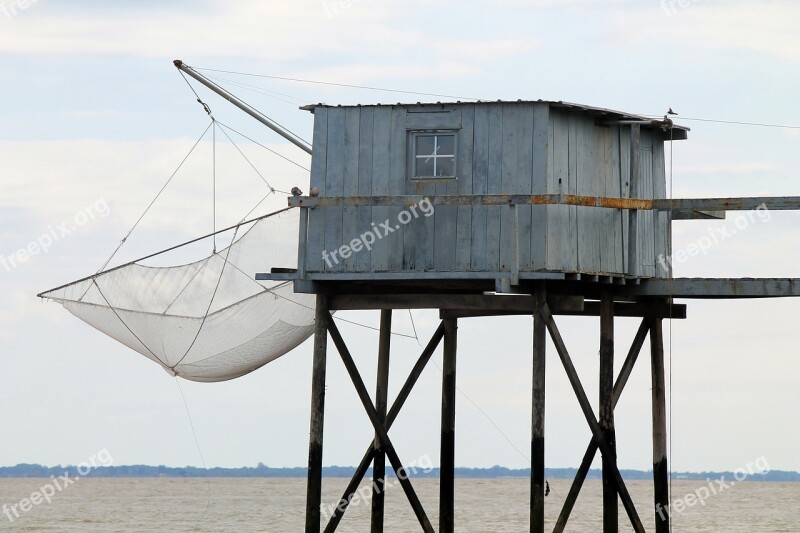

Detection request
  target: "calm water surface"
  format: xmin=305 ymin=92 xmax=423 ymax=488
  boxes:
xmin=0 ymin=478 xmax=797 ymax=531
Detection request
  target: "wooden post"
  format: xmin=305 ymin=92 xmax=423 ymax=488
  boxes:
xmin=553 ymin=319 xmax=650 ymax=533
xmin=542 ymin=303 xmax=645 ymax=533
xmin=440 ymin=317 xmax=458 ymax=533
xmin=600 ymin=292 xmax=618 ymax=533
xmin=628 ymin=123 xmax=641 ymax=276
xmin=327 ymin=319 xmax=435 ymax=533
xmin=650 ymin=317 xmax=670 ymax=533
xmin=531 ymin=284 xmax=546 ymax=533
xmin=324 ymin=323 xmax=445 ymax=532
xmin=306 ymin=295 xmax=329 ymax=533
xmin=371 ymin=310 xmax=392 ymax=533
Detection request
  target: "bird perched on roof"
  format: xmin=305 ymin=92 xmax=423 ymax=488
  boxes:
xmin=291 ymin=187 xmax=303 ymax=196
xmin=309 ymin=186 xmax=320 ymax=197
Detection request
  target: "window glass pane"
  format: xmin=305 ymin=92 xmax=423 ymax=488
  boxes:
xmin=436 ymin=135 xmax=455 ymax=156
xmin=415 ymin=156 xmax=435 ymax=176
xmin=436 ymin=156 xmax=455 ymax=176
xmin=415 ymin=135 xmax=436 ymax=157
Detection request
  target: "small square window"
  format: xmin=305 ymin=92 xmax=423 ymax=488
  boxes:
xmin=410 ymin=131 xmax=457 ymax=179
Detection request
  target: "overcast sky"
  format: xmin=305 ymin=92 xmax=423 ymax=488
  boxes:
xmin=1 ymin=0 xmax=799 ymax=477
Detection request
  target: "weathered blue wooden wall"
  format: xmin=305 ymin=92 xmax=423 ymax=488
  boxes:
xmin=303 ymin=101 xmax=672 ymax=279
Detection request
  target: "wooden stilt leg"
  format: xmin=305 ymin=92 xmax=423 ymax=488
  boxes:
xmin=542 ymin=303 xmax=646 ymax=533
xmin=323 ymin=323 xmax=445 ymax=532
xmin=600 ymin=292 xmax=618 ymax=533
xmin=306 ymin=295 xmax=330 ymax=533
xmin=371 ymin=310 xmax=392 ymax=533
xmin=553 ymin=319 xmax=650 ymax=533
xmin=440 ymin=317 xmax=458 ymax=533
xmin=651 ymin=317 xmax=670 ymax=533
xmin=531 ymin=285 xmax=546 ymax=533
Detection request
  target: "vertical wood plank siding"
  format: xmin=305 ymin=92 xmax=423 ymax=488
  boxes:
xmin=305 ymin=103 xmax=670 ymax=278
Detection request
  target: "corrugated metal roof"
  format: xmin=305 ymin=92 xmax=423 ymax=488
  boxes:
xmin=300 ymin=100 xmax=689 ymax=135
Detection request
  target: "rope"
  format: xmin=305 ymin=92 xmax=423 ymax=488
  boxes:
xmin=39 ymin=207 xmax=294 ymax=299
xmin=637 ymin=113 xmax=800 ymax=130
xmin=173 ymin=226 xmax=240 ymax=368
xmin=92 ymin=279 xmax=160 ymax=362
xmin=216 ymin=123 xmax=277 ymax=192
xmin=93 ymin=121 xmax=214 ymax=275
xmin=216 ymin=120 xmax=310 ymax=173
xmin=407 ymin=310 xmax=535 ymax=467
xmin=239 ymin=190 xmax=276 ymax=223
xmin=179 ymin=69 xmax=215 ymax=120
xmin=668 ymin=116 xmax=675 ymax=533
xmin=96 ymin=275 xmax=211 ymax=533
xmin=174 ymin=378 xmax=212 ymax=532
xmin=204 ymin=73 xmax=309 ymax=106
xmin=193 ymin=66 xmax=482 ymax=101
xmin=213 ymin=121 xmax=217 ymax=253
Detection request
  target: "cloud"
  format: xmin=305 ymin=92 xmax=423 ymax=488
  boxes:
xmin=59 ymin=110 xmax=124 ymax=119
xmin=608 ymin=1 xmax=800 ymax=62
xmin=0 ymin=136 xmax=309 ymax=241
xmin=0 ymin=0 xmax=544 ymax=110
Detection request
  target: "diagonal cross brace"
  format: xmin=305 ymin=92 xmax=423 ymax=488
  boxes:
xmin=553 ymin=318 xmax=650 ymax=533
xmin=327 ymin=318 xmax=436 ymax=533
xmin=541 ymin=303 xmax=647 ymax=533
xmin=323 ymin=322 xmax=445 ymax=533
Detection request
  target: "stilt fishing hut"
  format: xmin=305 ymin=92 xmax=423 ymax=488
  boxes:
xmin=42 ymin=60 xmax=800 ymax=533
xmin=265 ymin=98 xmax=800 ymax=533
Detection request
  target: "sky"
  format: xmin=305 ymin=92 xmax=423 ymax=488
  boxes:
xmin=1 ymin=0 xmax=799 ymax=479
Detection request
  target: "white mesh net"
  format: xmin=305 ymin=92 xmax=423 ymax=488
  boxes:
xmin=40 ymin=208 xmax=316 ymax=382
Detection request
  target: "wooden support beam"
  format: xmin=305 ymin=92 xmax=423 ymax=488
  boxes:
xmin=371 ymin=310 xmax=392 ymax=533
xmin=331 ymin=293 xmax=581 ymax=312
xmin=541 ymin=303 xmax=646 ymax=533
xmin=625 ymin=277 xmax=800 ymax=298
xmin=327 ymin=319 xmax=435 ymax=533
xmin=531 ymin=285 xmax=546 ymax=533
xmin=651 ymin=317 xmax=670 ymax=533
xmin=553 ymin=319 xmax=649 ymax=533
xmin=306 ymin=295 xmax=329 ymax=533
xmin=440 ymin=318 xmax=458 ymax=533
xmin=441 ymin=301 xmax=685 ymax=320
xmin=289 ymin=193 xmax=800 ymax=212
xmin=599 ymin=293 xmax=618 ymax=533
xmin=324 ymin=323 xmax=445 ymax=532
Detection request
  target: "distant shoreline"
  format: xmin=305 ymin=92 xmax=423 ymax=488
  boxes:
xmin=1 ymin=464 xmax=799 ymax=481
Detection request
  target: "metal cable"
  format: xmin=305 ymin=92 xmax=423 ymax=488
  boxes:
xmin=93 ymin=121 xmax=214 ymax=275
xmin=216 ymin=121 xmax=310 ymax=172
xmin=193 ymin=67 xmax=482 ymax=101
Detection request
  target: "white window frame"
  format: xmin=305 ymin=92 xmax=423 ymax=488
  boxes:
xmin=409 ymin=130 xmax=458 ymax=180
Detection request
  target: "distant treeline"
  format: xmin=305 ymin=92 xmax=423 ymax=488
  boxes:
xmin=1 ymin=463 xmax=799 ymax=481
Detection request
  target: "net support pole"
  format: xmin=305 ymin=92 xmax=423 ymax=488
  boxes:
xmin=531 ymin=283 xmax=546 ymax=533
xmin=650 ymin=316 xmax=670 ymax=533
xmin=600 ymin=290 xmax=618 ymax=533
xmin=306 ymin=295 xmax=329 ymax=533
xmin=371 ymin=310 xmax=392 ymax=533
xmin=439 ymin=317 xmax=458 ymax=533
xmin=174 ymin=59 xmax=313 ymax=155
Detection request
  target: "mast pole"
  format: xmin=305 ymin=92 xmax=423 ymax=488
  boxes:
xmin=173 ymin=59 xmax=313 ymax=155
